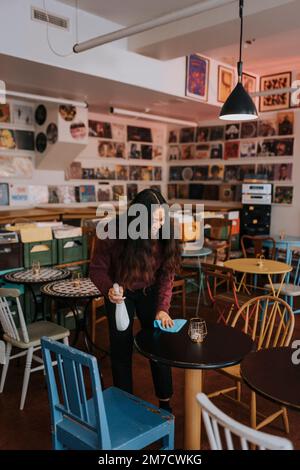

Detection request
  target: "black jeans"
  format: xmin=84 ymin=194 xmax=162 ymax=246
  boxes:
xmin=105 ymin=286 xmax=173 ymax=400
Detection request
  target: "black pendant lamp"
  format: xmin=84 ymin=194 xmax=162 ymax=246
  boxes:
xmin=219 ymin=0 xmax=258 ymax=121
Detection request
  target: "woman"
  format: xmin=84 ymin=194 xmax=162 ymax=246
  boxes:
xmin=90 ymin=189 xmax=181 ymax=411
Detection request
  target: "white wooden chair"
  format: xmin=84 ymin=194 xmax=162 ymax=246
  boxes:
xmin=197 ymin=393 xmax=293 ymax=450
xmin=0 ymin=288 xmax=70 ymax=410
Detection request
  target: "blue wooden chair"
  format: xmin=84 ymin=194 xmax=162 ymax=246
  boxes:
xmin=41 ymin=337 xmax=174 ymax=450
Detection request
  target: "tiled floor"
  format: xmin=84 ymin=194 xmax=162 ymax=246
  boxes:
xmin=0 ymin=294 xmax=299 ymax=450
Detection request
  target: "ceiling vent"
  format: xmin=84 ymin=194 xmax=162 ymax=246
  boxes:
xmin=31 ymin=7 xmax=69 ymax=30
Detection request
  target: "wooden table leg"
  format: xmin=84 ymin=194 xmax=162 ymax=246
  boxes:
xmin=184 ymin=368 xmax=203 ymax=450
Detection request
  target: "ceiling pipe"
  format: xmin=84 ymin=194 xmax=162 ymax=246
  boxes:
xmin=251 ymin=86 xmax=300 ymax=97
xmin=0 ymin=90 xmax=88 ymax=107
xmin=73 ymin=0 xmax=236 ymax=53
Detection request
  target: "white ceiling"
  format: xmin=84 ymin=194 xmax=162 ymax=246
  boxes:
xmin=204 ymin=27 xmax=300 ymax=75
xmin=59 ymin=0 xmax=205 ymax=26
xmin=1 ymin=54 xmax=219 ymax=122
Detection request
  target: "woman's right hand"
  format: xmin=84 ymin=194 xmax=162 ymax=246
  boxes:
xmin=108 ymin=286 xmax=125 ymax=304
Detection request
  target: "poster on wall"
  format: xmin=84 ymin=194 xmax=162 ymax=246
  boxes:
xmin=240 ymin=141 xmax=257 ymax=158
xmin=210 ymin=143 xmax=223 ymax=159
xmin=16 ymin=130 xmax=35 ymax=150
xmin=218 ymin=65 xmax=234 ymax=103
xmin=277 ymin=112 xmax=294 ymax=135
xmin=240 ymin=121 xmax=258 ymax=139
xmin=115 ymin=165 xmax=128 ymax=180
xmin=12 ymin=104 xmax=33 ymax=125
xmin=112 ymin=184 xmax=125 ymax=201
xmin=185 ymin=54 xmax=209 ymax=101
xmin=196 ymin=127 xmax=209 ymax=142
xmin=242 ymin=73 xmax=257 ymax=95
xmin=208 ymin=164 xmax=224 ymax=181
xmin=59 ymin=106 xmax=88 ymax=143
xmin=224 ymin=141 xmax=240 ymax=159
xmin=151 ymin=128 xmax=164 ymax=145
xmin=28 ymin=185 xmax=49 ymax=204
xmin=0 ymin=104 xmax=10 ymax=123
xmin=0 ymin=129 xmax=16 ymax=149
xmin=0 ymin=183 xmax=9 ymax=205
xmin=9 ymin=184 xmax=29 ymax=205
xmin=127 ymin=183 xmax=138 ymax=201
xmin=58 ymin=186 xmax=76 ymax=204
xmin=168 ymin=130 xmax=179 ymax=143
xmin=89 ymin=120 xmax=112 ymax=138
xmin=259 ymin=72 xmax=291 ymax=112
xmin=0 ymin=155 xmax=33 ymax=178
xmin=274 ymin=186 xmax=293 ymax=204
xmin=127 ymin=126 xmax=152 ymax=142
xmin=273 ymin=163 xmax=293 ymax=181
xmin=111 ymin=123 xmax=126 ymax=141
xmin=97 ymin=183 xmax=112 ymax=202
xmin=258 ymin=118 xmax=277 ymax=136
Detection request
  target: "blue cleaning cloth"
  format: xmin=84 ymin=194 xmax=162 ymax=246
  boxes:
xmin=153 ymin=319 xmax=187 ymax=333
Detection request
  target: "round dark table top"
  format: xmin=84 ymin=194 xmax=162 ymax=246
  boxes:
xmin=134 ymin=321 xmax=254 ymax=370
xmin=41 ymin=277 xmax=101 ymax=300
xmin=4 ymin=267 xmax=70 ymax=285
xmin=241 ymin=347 xmax=300 ymax=411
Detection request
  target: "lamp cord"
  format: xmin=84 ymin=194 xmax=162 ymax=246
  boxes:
xmin=43 ymin=0 xmax=79 ymax=57
xmin=238 ymin=0 xmax=244 ymax=80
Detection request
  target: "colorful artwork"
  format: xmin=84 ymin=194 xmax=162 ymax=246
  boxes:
xmin=186 ymin=54 xmax=209 ymax=101
xmin=274 ymin=186 xmax=293 ymax=204
xmin=218 ymin=66 xmax=234 ymax=103
xmin=259 ymin=72 xmax=291 ymax=112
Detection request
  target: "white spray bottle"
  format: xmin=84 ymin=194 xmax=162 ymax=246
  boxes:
xmin=113 ymin=283 xmax=130 ymax=331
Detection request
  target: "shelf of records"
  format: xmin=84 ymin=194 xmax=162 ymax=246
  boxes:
xmin=0 ymin=182 xmax=162 ymax=207
xmin=67 ymin=162 xmax=163 ymax=182
xmin=169 ymin=162 xmax=294 ymax=183
xmin=89 ymin=120 xmax=164 ymax=143
xmin=168 ymin=111 xmax=295 ymax=161
xmin=88 ymin=120 xmax=165 ymax=160
xmin=168 ymin=183 xmax=294 ymax=205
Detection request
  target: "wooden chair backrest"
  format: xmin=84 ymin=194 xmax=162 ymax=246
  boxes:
xmin=241 ymin=235 xmax=276 ymax=260
xmin=231 ymin=295 xmax=295 ymax=349
xmin=205 ymin=218 xmax=233 ymax=242
xmin=0 ymin=288 xmax=29 ymax=343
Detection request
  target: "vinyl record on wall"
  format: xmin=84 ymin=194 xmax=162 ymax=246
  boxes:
xmin=35 ymin=104 xmax=47 ymax=126
xmin=46 ymin=123 xmax=58 ymax=144
xmin=35 ymin=132 xmax=47 ymax=153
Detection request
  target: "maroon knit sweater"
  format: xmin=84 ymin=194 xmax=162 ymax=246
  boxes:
xmin=89 ymin=237 xmax=175 ymax=313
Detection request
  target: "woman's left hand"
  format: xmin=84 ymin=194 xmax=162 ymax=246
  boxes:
xmin=155 ymin=311 xmax=174 ymax=329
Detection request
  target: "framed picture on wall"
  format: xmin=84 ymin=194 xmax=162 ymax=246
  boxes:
xmin=274 ymin=186 xmax=293 ymax=204
xmin=185 ymin=54 xmax=209 ymax=101
xmin=218 ymin=65 xmax=234 ymax=103
xmin=242 ymin=73 xmax=257 ymax=96
xmin=259 ymin=71 xmax=291 ymax=112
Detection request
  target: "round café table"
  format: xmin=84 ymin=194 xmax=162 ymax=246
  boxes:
xmin=41 ymin=278 xmax=105 ymax=354
xmin=134 ymin=321 xmax=254 ymax=450
xmin=241 ymin=347 xmax=300 ymax=412
xmin=3 ymin=267 xmax=70 ymax=321
xmin=224 ymin=258 xmax=292 ymax=297
xmin=181 ymin=246 xmax=212 ymax=313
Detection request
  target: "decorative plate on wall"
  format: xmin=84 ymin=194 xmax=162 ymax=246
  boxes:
xmin=35 ymin=104 xmax=47 ymax=126
xmin=46 ymin=123 xmax=58 ymax=144
xmin=35 ymin=132 xmax=47 ymax=153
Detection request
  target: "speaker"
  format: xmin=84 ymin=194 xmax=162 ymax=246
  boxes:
xmin=241 ymin=204 xmax=271 ymax=236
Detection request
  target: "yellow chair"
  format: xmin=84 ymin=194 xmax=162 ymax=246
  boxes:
xmin=208 ymin=295 xmax=295 ymax=433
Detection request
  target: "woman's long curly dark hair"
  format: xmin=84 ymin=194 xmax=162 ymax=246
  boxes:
xmin=115 ymin=189 xmax=181 ymax=290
